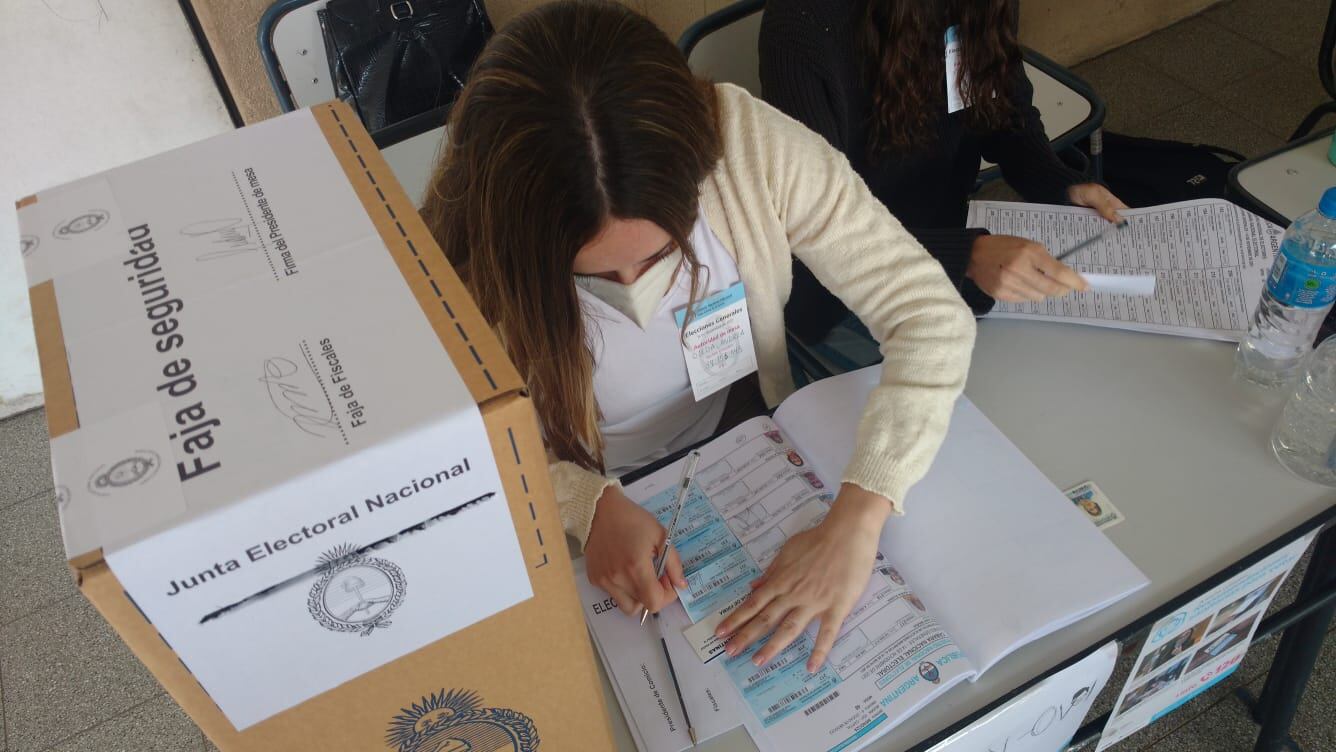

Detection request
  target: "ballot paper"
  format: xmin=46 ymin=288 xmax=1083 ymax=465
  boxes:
xmin=581 ymin=366 xmax=1148 ymax=752
xmin=967 ymin=199 xmax=1284 ymax=340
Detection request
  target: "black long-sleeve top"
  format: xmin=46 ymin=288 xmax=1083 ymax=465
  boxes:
xmin=759 ymin=0 xmax=1087 ymax=338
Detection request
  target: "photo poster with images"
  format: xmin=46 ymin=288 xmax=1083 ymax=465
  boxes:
xmin=1096 ymin=532 xmax=1317 ymax=750
xmin=926 ymin=642 xmax=1117 ymax=752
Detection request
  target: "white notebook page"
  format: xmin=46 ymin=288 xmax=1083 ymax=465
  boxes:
xmin=774 ymin=367 xmax=1148 ymax=674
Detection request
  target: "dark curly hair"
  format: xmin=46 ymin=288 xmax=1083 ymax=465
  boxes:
xmin=860 ymin=0 xmax=1021 ymax=156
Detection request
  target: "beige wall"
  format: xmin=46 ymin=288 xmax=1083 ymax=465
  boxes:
xmin=495 ymin=0 xmax=1226 ymax=65
xmin=1018 ymin=0 xmax=1221 ymax=65
xmin=200 ymin=0 xmax=1221 ymax=124
xmin=484 ymin=0 xmax=719 ymax=44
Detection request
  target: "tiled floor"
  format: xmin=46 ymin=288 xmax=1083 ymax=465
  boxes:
xmin=2 ymin=0 xmax=1335 ymax=749
xmin=1072 ymin=0 xmax=1332 ymax=155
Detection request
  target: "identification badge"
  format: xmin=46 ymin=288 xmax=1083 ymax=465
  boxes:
xmin=945 ymin=25 xmax=965 ymax=114
xmin=674 ymin=281 xmax=758 ymax=401
xmin=1065 ymin=480 xmax=1125 ymax=531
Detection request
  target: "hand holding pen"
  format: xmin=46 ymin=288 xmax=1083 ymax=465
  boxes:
xmin=1054 ymin=217 xmax=1130 ymax=263
xmin=642 ymin=450 xmax=701 ymax=624
xmin=582 ymin=452 xmax=699 ymax=619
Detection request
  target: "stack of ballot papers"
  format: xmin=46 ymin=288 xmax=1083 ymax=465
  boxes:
xmin=576 ymin=366 xmax=1149 ymax=752
xmin=967 ymin=198 xmax=1285 ymax=341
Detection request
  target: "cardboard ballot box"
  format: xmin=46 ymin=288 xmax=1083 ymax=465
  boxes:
xmin=16 ymin=101 xmax=614 ymax=751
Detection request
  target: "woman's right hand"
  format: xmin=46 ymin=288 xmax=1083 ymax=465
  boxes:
xmin=965 ymin=234 xmax=1088 ymax=303
xmin=584 ymin=484 xmax=687 ymax=617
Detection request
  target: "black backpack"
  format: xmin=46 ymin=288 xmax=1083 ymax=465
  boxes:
xmin=1087 ymin=132 xmax=1246 ymax=206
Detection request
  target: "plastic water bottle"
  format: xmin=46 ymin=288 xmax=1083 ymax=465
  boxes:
xmin=1271 ymin=336 xmax=1336 ymax=486
xmin=1235 ymin=187 xmax=1336 ymax=387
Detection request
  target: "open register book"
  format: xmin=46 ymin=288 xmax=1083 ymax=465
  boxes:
xmin=578 ymin=366 xmax=1148 ymax=752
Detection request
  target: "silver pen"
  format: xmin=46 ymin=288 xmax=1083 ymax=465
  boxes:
xmin=641 ymin=450 xmax=701 ymax=626
xmin=1054 ymin=217 xmax=1129 ymax=262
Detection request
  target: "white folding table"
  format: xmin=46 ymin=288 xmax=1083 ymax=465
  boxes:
xmin=1231 ymin=128 xmax=1336 ymax=225
xmin=601 ymin=319 xmax=1335 ymax=752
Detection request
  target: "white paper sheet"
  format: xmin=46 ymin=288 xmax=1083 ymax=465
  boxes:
xmin=574 ymin=560 xmax=766 ymax=751
xmin=18 ymin=176 xmax=126 ymax=286
xmin=927 ymin=642 xmax=1118 ymax=752
xmin=1084 ymin=273 xmax=1156 ymax=297
xmin=774 ymin=367 xmax=1149 ymax=675
xmin=967 ymin=199 xmax=1283 ymax=341
xmin=141 ymin=494 xmax=530 ymax=729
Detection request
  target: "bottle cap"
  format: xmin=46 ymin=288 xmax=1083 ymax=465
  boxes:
xmin=1320 ymin=187 xmax=1336 ymax=218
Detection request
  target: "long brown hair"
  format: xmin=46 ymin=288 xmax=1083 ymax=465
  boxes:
xmin=422 ymin=0 xmax=722 ymax=473
xmin=860 ymin=0 xmax=1020 ymax=155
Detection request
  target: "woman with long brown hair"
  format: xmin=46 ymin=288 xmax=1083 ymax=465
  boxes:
xmin=423 ymin=0 xmax=974 ymax=670
xmin=761 ymin=0 xmax=1129 ymax=341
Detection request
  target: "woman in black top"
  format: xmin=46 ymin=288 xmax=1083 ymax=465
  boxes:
xmin=760 ymin=0 xmax=1127 ymax=339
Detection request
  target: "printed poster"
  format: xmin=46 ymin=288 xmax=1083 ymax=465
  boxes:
xmin=1096 ymin=532 xmax=1316 ymax=750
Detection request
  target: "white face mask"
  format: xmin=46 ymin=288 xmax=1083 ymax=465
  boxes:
xmin=576 ymin=249 xmax=683 ymax=329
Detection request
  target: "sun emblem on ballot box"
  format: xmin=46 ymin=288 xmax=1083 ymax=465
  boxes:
xmin=307 ymin=543 xmax=406 ymax=636
xmin=385 ymin=689 xmax=539 ymax=752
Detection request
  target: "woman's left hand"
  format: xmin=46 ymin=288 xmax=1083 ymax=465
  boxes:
xmin=715 ymin=484 xmax=891 ymax=673
xmin=1067 ymin=183 xmax=1129 ymax=223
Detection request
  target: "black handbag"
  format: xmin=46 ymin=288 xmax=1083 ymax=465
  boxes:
xmin=318 ymin=0 xmax=493 ymax=137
